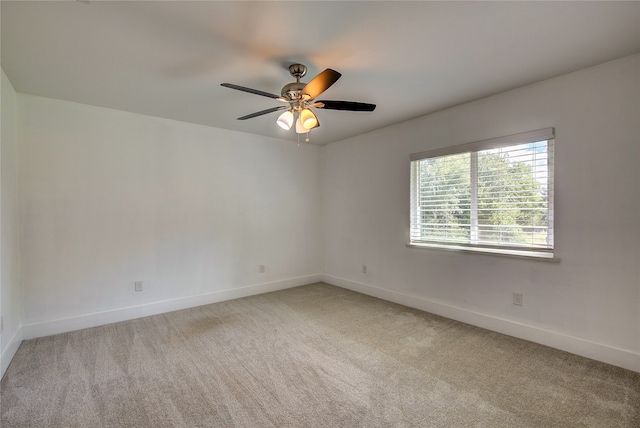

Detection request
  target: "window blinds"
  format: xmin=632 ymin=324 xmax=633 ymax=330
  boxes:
xmin=410 ymin=128 xmax=554 ymax=254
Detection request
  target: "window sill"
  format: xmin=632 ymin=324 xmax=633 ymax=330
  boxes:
xmin=407 ymin=242 xmax=560 ymax=262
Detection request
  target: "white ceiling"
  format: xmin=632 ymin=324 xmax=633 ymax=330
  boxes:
xmin=2 ymin=1 xmax=639 ymax=145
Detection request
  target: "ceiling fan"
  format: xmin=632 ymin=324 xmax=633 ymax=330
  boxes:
xmin=221 ymin=64 xmax=376 ymax=140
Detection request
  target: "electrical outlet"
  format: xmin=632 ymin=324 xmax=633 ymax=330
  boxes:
xmin=135 ymin=281 xmax=143 ymax=292
xmin=259 ymin=265 xmax=265 ymax=273
xmin=513 ymin=292 xmax=523 ymax=306
xmin=362 ymin=265 xmax=367 ymax=274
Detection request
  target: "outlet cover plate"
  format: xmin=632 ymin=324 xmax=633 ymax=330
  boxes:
xmin=513 ymin=292 xmax=523 ymax=306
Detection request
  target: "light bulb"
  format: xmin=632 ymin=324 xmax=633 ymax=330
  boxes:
xmin=276 ymin=110 xmax=294 ymax=130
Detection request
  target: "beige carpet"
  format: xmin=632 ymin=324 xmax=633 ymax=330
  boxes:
xmin=2 ymin=283 xmax=639 ymax=427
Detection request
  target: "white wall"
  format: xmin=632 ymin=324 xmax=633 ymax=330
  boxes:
xmin=18 ymin=95 xmax=322 ymax=337
xmin=321 ymin=54 xmax=640 ymax=371
xmin=1 ymin=68 xmax=23 ymax=376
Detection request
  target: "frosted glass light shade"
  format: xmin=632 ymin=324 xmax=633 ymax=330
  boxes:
xmin=295 ymin=117 xmax=307 ymax=134
xmin=300 ymin=108 xmax=318 ymax=129
xmin=276 ymin=110 xmax=294 ymax=130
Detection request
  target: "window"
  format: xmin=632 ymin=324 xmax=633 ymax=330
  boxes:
xmin=410 ymin=128 xmax=554 ymax=258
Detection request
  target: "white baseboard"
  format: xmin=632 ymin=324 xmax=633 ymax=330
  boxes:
xmin=322 ymin=274 xmax=640 ymax=373
xmin=1 ymin=326 xmax=23 ymax=379
xmin=22 ymin=274 xmax=323 ymax=341
xmin=15 ymin=273 xmax=640 ymax=373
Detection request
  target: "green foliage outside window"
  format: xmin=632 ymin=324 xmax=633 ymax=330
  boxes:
xmin=417 ymin=146 xmax=548 ymax=247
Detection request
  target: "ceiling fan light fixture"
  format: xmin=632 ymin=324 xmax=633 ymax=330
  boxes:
xmin=300 ymin=108 xmax=318 ymax=129
xmin=221 ymin=63 xmax=376 ymax=139
xmin=276 ymin=110 xmax=294 ymax=130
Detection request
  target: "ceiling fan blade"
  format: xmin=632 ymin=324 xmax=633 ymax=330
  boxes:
xmin=237 ymin=106 xmax=288 ymax=120
xmin=221 ymin=83 xmax=281 ymax=99
xmin=315 ymin=100 xmax=376 ymax=112
xmin=302 ymin=69 xmax=342 ymax=100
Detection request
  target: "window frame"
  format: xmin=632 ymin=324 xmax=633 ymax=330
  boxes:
xmin=409 ymin=128 xmax=556 ymax=260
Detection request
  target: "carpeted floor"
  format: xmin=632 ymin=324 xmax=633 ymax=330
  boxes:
xmin=1 ymin=283 xmax=639 ymax=427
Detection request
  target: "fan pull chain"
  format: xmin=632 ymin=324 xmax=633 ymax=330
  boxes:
xmin=297 ymin=131 xmax=310 ymax=146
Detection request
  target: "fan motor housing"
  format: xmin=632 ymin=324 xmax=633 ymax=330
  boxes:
xmin=281 ymin=82 xmax=305 ymax=100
